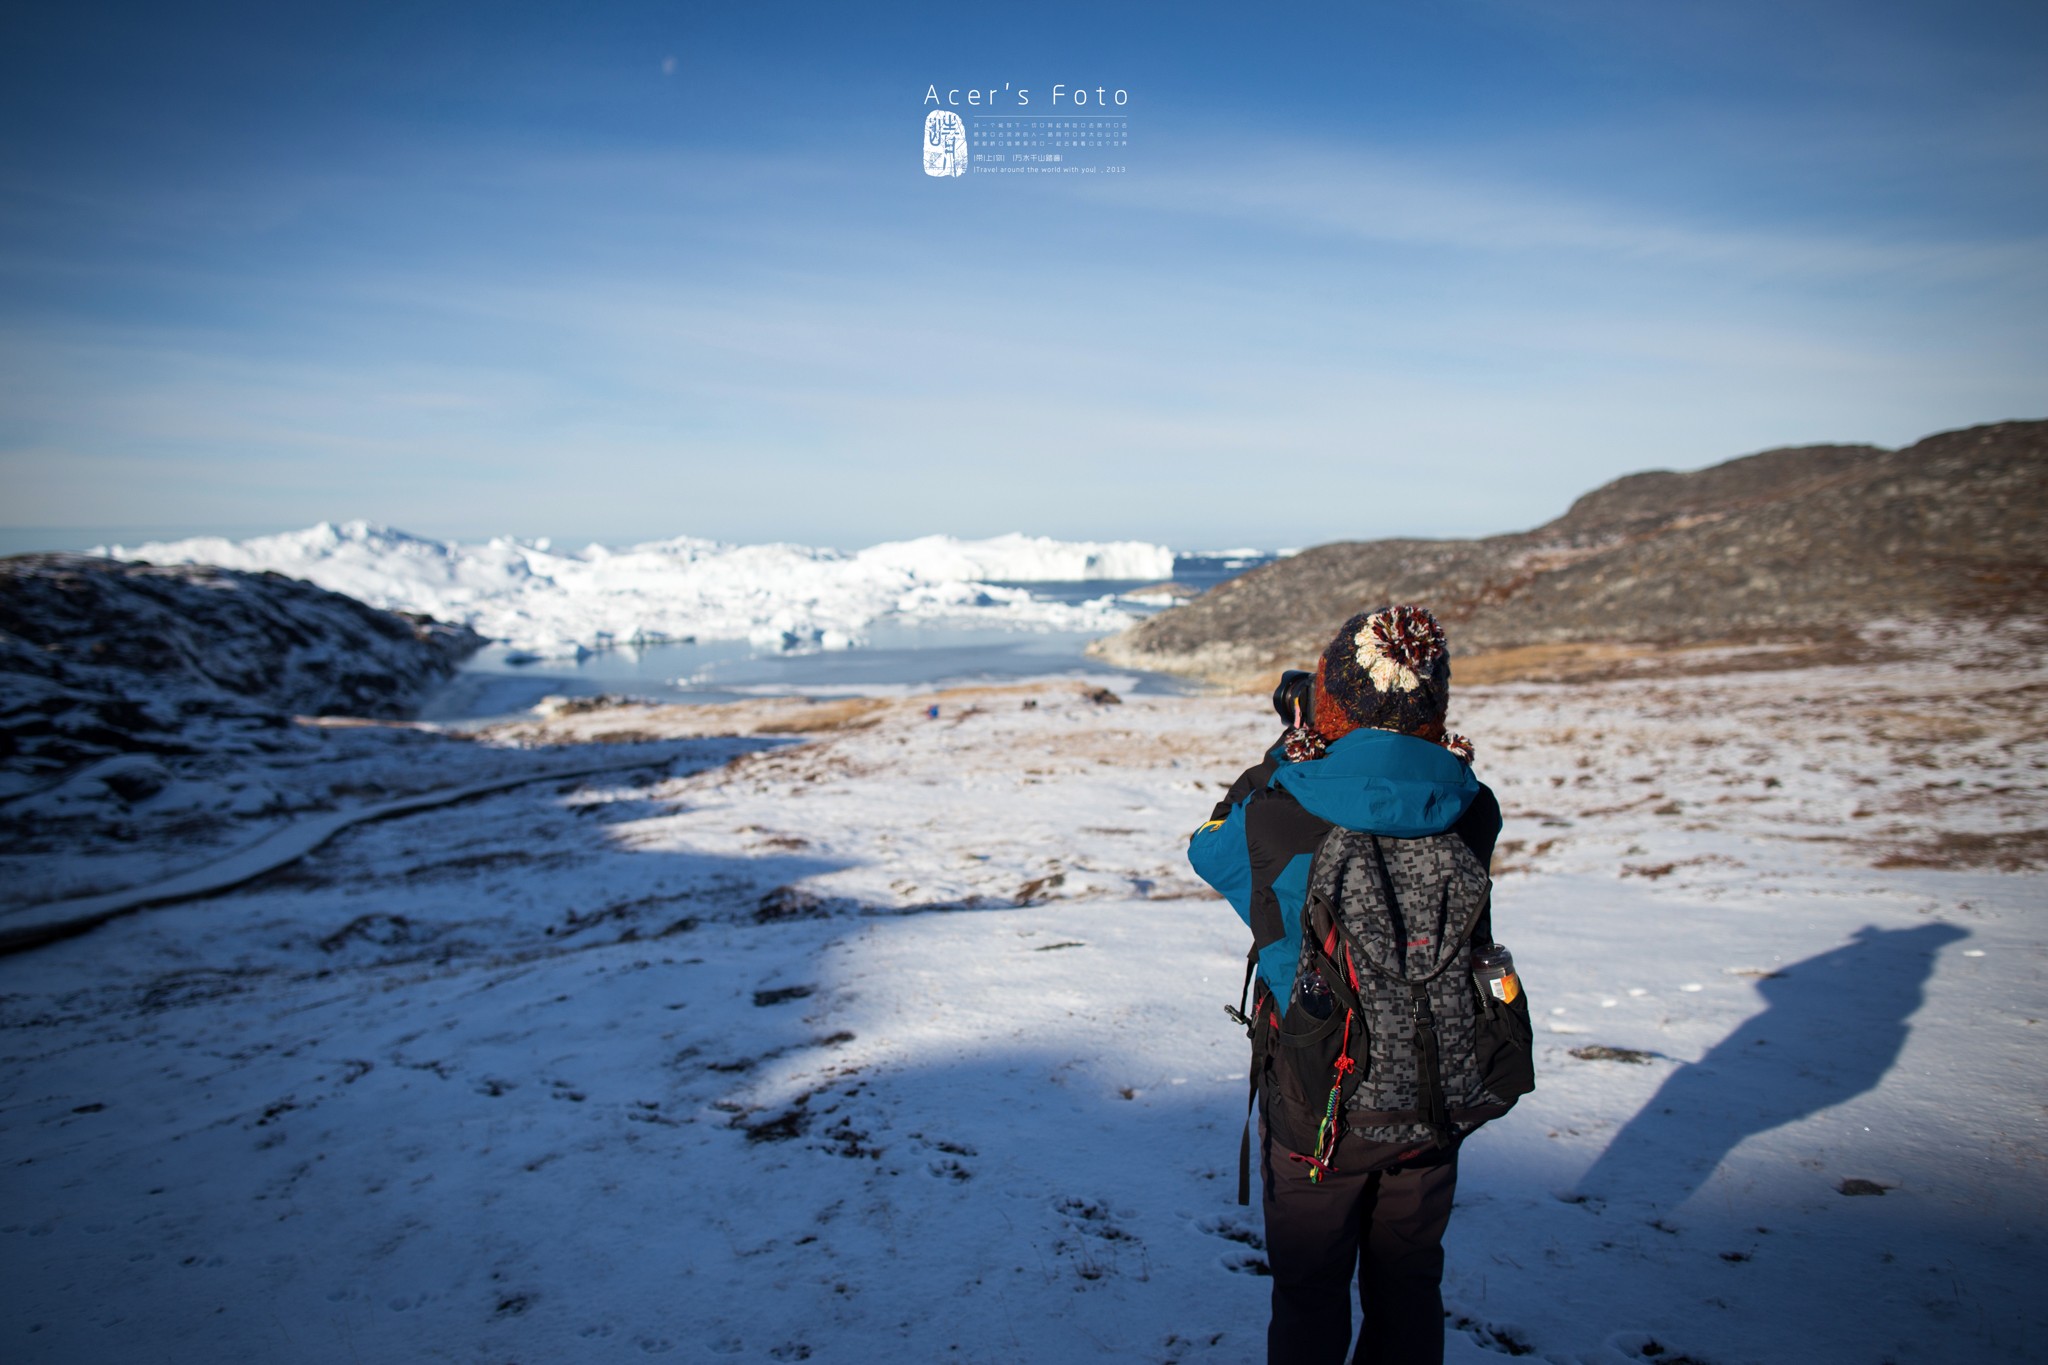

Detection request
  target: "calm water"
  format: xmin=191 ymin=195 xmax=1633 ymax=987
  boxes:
xmin=420 ymin=556 xmax=1269 ymax=723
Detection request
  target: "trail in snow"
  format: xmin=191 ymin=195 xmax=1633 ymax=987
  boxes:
xmin=0 ymin=751 xmax=712 ymax=954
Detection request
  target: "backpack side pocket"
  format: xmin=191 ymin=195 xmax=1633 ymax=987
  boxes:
xmin=1474 ymin=983 xmax=1535 ymax=1103
xmin=1262 ymin=998 xmax=1357 ymax=1156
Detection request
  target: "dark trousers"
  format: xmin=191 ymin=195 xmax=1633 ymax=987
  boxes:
xmin=1262 ymin=1124 xmax=1459 ymax=1365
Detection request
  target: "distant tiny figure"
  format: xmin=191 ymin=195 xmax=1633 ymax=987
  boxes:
xmin=925 ymin=704 xmax=940 ymax=719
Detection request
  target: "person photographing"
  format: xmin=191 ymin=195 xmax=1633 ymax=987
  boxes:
xmin=1190 ymin=604 xmax=1532 ymax=1365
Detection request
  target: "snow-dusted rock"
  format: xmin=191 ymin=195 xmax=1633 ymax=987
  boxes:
xmin=0 ymin=553 xmax=482 ymax=786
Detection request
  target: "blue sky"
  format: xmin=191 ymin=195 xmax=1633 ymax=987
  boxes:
xmin=2 ymin=0 xmax=2043 ymax=551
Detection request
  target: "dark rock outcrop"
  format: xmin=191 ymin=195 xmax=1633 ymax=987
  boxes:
xmin=1092 ymin=420 xmax=2047 ymax=683
xmin=1 ymin=554 xmax=483 ymax=779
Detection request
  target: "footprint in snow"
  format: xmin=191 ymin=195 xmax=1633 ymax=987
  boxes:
xmin=1048 ymin=1195 xmax=1146 ymax=1285
xmin=1193 ymin=1213 xmax=1268 ymax=1275
xmin=1449 ymin=1314 xmax=1537 ymax=1355
xmin=1056 ymin=1195 xmax=1142 ymax=1254
xmin=1194 ymin=1214 xmax=1264 ymax=1252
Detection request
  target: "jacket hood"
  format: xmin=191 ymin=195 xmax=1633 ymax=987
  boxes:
xmin=1269 ymin=728 xmax=1477 ymax=836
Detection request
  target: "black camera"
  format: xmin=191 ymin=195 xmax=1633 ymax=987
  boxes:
xmin=1272 ymin=669 xmax=1314 ymax=728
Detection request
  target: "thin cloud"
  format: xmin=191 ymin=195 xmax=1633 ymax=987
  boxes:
xmin=1115 ymin=141 xmax=2048 ymax=287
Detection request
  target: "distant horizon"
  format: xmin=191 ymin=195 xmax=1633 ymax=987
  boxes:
xmin=0 ymin=521 xmax=1291 ymax=561
xmin=5 ymin=410 xmax=2038 ymax=561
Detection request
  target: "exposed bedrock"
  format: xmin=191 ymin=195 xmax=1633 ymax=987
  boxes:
xmin=1091 ymin=420 xmax=2048 ymax=685
xmin=1 ymin=554 xmax=484 ymax=781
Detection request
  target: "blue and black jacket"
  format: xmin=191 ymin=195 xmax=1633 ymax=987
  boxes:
xmin=1189 ymin=728 xmax=1502 ymax=1011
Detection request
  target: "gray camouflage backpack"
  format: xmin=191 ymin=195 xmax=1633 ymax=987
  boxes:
xmin=1258 ymin=826 xmax=1534 ymax=1186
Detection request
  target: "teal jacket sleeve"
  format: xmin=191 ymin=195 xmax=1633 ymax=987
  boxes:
xmin=1191 ymin=791 xmax=1327 ymax=1007
xmin=1187 ymin=802 xmax=1252 ymax=929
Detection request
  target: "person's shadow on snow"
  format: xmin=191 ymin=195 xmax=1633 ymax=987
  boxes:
xmin=1573 ymin=922 xmax=1968 ymax=1209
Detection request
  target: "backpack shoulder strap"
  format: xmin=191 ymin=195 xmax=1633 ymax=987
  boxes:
xmin=1243 ymin=785 xmax=1336 ymax=956
xmin=1230 ymin=949 xmax=1264 ymax=1207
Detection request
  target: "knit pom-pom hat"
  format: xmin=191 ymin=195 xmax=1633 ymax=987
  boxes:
xmin=1311 ymin=604 xmax=1474 ymax=762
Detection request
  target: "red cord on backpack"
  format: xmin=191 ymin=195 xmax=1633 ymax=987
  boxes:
xmin=1289 ymin=1151 xmax=1335 ymax=1181
xmin=1307 ymin=974 xmax=1357 ymax=1181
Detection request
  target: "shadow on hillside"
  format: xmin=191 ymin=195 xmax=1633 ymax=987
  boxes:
xmin=1574 ymin=921 xmax=1969 ymax=1208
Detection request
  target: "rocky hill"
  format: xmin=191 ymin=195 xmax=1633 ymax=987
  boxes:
xmin=1092 ymin=420 xmax=2047 ymax=685
xmin=0 ymin=554 xmax=483 ymax=786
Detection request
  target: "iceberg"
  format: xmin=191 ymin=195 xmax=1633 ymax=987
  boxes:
xmin=855 ymin=533 xmax=1174 ymax=583
xmin=101 ymin=522 xmax=1177 ymax=658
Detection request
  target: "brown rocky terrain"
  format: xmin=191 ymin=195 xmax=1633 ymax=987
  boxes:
xmin=1091 ymin=419 xmax=2047 ymax=685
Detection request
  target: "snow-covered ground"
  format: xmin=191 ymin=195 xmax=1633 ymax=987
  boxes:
xmin=3 ymin=651 xmax=2044 ymax=1363
xmin=101 ymin=523 xmax=1179 ymax=659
